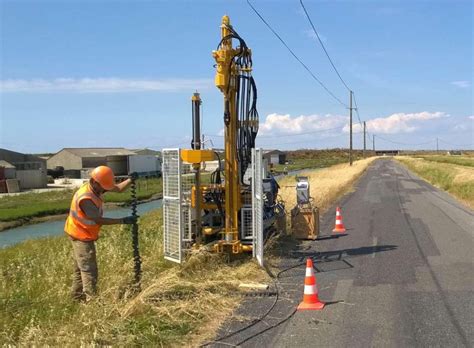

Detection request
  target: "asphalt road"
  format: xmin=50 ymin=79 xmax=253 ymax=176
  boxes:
xmin=209 ymin=159 xmax=474 ymax=348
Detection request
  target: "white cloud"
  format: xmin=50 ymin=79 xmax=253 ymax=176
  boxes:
xmin=451 ymin=80 xmax=471 ymax=88
xmin=0 ymin=78 xmax=213 ymax=93
xmin=469 ymin=115 xmax=474 ymax=120
xmin=343 ymin=111 xmax=448 ymax=134
xmin=259 ymin=113 xmax=346 ymax=136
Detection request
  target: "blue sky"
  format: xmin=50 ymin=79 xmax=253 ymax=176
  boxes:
xmin=0 ymin=0 xmax=472 ymax=153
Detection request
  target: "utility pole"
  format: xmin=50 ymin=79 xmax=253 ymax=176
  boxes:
xmin=373 ymin=134 xmax=375 ymax=152
xmin=349 ymin=90 xmax=353 ymax=166
xmin=363 ymin=121 xmax=366 ymax=158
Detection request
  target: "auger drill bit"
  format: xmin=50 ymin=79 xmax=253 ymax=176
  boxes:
xmin=130 ymin=177 xmax=142 ymax=290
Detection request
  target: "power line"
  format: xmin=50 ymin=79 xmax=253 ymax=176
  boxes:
xmin=374 ymin=134 xmax=434 ymax=147
xmin=298 ymin=0 xmax=373 ymax=144
xmin=246 ymin=0 xmax=348 ymax=108
xmin=205 ymin=125 xmax=343 ymax=139
xmin=299 ymin=0 xmax=351 ymax=92
xmin=438 ymin=138 xmax=473 ymax=148
xmin=258 ymin=134 xmax=342 ymax=146
xmin=351 ymin=93 xmax=364 ymax=127
xmin=352 ymin=92 xmax=368 ymax=135
xmin=156 ymin=141 xmax=190 ymax=149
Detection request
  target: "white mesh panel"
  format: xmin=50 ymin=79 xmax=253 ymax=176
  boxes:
xmin=162 ymin=149 xmax=182 ymax=263
xmin=252 ymin=148 xmax=264 ymax=267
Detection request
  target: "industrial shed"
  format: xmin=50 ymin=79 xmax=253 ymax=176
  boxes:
xmin=47 ymin=148 xmax=137 ymax=178
xmin=47 ymin=148 xmax=161 ymax=178
xmin=263 ymin=150 xmax=286 ymax=165
xmin=131 ymin=148 xmax=161 ymax=157
xmin=0 ymin=160 xmax=16 ymax=179
xmin=0 ymin=148 xmax=47 ymax=189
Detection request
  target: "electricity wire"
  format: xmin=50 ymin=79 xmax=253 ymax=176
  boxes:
xmin=246 ymin=0 xmax=348 ymax=108
xmin=352 ymin=92 xmax=364 ymax=129
xmin=299 ymin=0 xmax=351 ymax=92
xmin=374 ymin=134 xmax=435 ymax=147
xmin=205 ymin=125 xmax=343 ymax=139
xmin=156 ymin=141 xmax=190 ymax=149
xmin=299 ymin=0 xmax=373 ymax=147
xmin=437 ymin=138 xmax=473 ymax=148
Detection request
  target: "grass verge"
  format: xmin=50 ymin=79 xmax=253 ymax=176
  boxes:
xmin=0 ymin=178 xmax=162 ymax=222
xmin=278 ymin=157 xmax=378 ymax=214
xmin=411 ymin=155 xmax=474 ymax=168
xmin=0 ymin=210 xmax=268 ymax=346
xmin=396 ymin=157 xmax=474 ymax=209
xmin=272 ymin=149 xmax=369 ymax=172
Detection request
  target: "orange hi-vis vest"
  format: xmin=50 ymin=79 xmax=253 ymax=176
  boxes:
xmin=65 ymin=182 xmax=104 ymax=241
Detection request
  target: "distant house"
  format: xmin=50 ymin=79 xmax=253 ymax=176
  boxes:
xmin=47 ymin=147 xmax=161 ymax=178
xmin=0 ymin=148 xmax=47 ymax=189
xmin=263 ymin=150 xmax=286 ymax=165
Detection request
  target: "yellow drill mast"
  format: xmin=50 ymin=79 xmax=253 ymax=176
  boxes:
xmin=212 ymin=15 xmax=245 ymax=253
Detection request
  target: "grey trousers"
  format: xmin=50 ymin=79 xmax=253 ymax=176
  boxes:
xmin=70 ymin=239 xmax=98 ymax=301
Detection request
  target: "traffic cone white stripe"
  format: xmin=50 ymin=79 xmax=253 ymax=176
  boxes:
xmin=304 ymin=284 xmax=317 ymax=295
xmin=298 ymin=258 xmax=325 ymax=311
xmin=332 ymin=206 xmax=346 ymax=233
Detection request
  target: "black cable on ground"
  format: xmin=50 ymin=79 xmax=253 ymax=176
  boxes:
xmin=200 ymin=261 xmax=306 ymax=347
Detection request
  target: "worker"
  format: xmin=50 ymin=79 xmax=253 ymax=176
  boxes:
xmin=64 ymin=165 xmax=138 ymax=302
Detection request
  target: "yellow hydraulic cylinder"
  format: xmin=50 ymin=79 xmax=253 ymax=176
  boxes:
xmin=212 ymin=15 xmax=241 ymax=245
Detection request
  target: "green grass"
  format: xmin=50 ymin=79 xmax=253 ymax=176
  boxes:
xmin=397 ymin=157 xmax=474 ymax=209
xmin=0 ymin=178 xmax=162 ymax=222
xmin=414 ymin=155 xmax=474 ymax=168
xmin=272 ymin=149 xmax=369 ymax=172
xmin=0 ymin=210 xmax=266 ymax=346
xmin=105 ymin=177 xmax=162 ymax=203
xmin=274 ymin=157 xmax=351 ymax=172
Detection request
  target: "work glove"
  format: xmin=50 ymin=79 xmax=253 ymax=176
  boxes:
xmin=129 ymin=172 xmax=139 ymax=180
xmin=123 ymin=215 xmax=138 ymax=225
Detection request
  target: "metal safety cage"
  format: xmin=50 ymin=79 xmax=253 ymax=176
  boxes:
xmin=162 ymin=149 xmax=183 ymax=263
xmin=240 ymin=166 xmax=254 ymax=240
xmin=179 ymin=160 xmax=195 ymax=243
xmin=252 ymin=148 xmax=264 ymax=267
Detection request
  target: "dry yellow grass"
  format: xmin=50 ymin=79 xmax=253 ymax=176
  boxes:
xmin=2 ymin=158 xmax=376 ymax=346
xmin=1 ymin=210 xmax=269 ymax=347
xmin=279 ymin=157 xmax=378 ymax=214
xmin=397 ymin=157 xmax=474 ymax=209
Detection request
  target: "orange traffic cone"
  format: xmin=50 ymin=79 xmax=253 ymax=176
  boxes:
xmin=297 ymin=258 xmax=325 ymax=311
xmin=332 ymin=206 xmax=346 ymax=233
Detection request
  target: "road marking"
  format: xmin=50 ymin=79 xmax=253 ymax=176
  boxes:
xmin=372 ymin=236 xmax=378 ymax=258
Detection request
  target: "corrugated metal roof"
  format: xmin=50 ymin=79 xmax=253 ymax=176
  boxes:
xmin=263 ymin=150 xmax=285 ymax=155
xmin=0 ymin=160 xmax=15 ymax=168
xmin=130 ymin=148 xmax=162 ymax=156
xmin=63 ymin=148 xmax=137 ymax=157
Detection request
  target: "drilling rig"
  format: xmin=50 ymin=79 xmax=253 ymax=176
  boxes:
xmin=162 ymin=16 xmax=284 ymax=264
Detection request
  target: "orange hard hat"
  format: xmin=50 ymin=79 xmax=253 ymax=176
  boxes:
xmin=90 ymin=166 xmax=115 ymax=191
